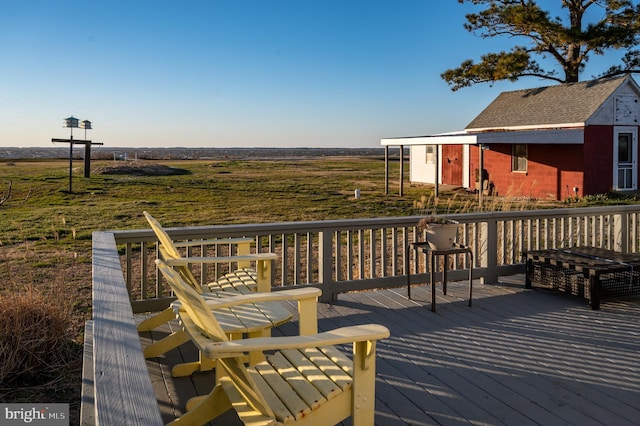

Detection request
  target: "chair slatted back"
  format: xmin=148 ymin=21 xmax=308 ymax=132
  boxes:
xmin=144 ymin=211 xmax=203 ymax=293
xmin=156 ymin=260 xmax=226 ymax=340
xmin=155 ymin=259 xmax=275 ymax=419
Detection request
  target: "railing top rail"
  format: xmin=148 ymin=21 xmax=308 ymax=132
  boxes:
xmin=90 ymin=231 xmax=163 ymax=425
xmin=111 ymin=205 xmax=636 ymax=243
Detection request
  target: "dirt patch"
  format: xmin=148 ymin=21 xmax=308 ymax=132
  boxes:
xmin=94 ymin=162 xmax=185 ymax=176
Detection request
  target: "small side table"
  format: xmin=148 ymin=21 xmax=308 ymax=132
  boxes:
xmin=408 ymin=242 xmax=473 ymax=312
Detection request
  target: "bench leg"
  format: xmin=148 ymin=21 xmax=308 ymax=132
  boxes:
xmin=589 ymin=275 xmax=601 ymax=310
xmin=525 ymin=259 xmax=532 ymax=289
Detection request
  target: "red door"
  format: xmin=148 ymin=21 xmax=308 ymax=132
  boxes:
xmin=442 ymin=145 xmax=463 ymax=186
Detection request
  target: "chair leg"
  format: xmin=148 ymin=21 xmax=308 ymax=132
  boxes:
xmin=172 ymin=352 xmax=217 ymax=377
xmin=247 ymin=330 xmax=269 ymax=365
xmin=352 ymin=340 xmax=377 ymax=426
xmin=143 ymin=329 xmax=190 ymax=358
xmin=169 ymin=385 xmax=232 ymax=426
xmin=137 ymin=307 xmax=175 ymax=332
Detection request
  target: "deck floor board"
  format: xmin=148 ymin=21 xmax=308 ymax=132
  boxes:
xmin=139 ymin=275 xmax=640 ymax=425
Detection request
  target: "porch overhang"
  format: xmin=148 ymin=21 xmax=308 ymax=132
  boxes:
xmin=381 ymin=127 xmax=585 ymax=146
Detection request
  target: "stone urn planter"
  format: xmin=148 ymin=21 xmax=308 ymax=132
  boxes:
xmin=417 ymin=217 xmax=459 ymax=250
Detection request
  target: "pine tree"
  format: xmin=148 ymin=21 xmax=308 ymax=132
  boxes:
xmin=442 ymin=0 xmax=640 ymax=90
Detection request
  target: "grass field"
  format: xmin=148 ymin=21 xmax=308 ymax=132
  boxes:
xmin=0 ymin=155 xmax=425 ymax=422
xmin=0 ymin=155 xmax=628 ymax=422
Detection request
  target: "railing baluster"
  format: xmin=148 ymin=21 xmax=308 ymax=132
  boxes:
xmin=335 ymin=230 xmax=343 ymax=282
xmin=281 ymin=233 xmax=289 ymax=286
xmin=358 ymin=229 xmax=365 ymax=280
xmin=381 ymin=228 xmax=388 ymax=277
xmin=347 ymin=230 xmax=354 ymax=280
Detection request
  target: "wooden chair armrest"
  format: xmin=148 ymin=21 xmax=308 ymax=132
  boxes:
xmin=166 ymin=253 xmax=277 ymax=265
xmin=174 ymin=237 xmax=254 ymax=248
xmin=172 ymin=287 xmax=320 ymax=335
xmin=203 ymin=324 xmax=390 ymax=358
xmin=199 ymin=288 xmax=321 ymax=309
xmin=170 ymin=289 xmax=318 ymax=313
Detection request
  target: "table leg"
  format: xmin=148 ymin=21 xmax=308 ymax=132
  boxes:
xmin=442 ymin=254 xmax=448 ymax=295
xmin=468 ymin=250 xmax=473 ymax=307
xmin=407 ymin=244 xmax=412 ymax=300
xmin=431 ymin=251 xmax=436 ymax=312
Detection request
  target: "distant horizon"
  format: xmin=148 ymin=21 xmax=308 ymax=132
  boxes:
xmin=2 ymin=145 xmax=391 ymax=150
xmin=0 ymin=145 xmax=405 ymax=160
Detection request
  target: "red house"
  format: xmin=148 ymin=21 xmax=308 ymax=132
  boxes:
xmin=382 ymin=75 xmax=640 ymax=200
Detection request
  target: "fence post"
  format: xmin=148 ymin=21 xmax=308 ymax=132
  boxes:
xmin=613 ymin=212 xmax=628 ymax=252
xmin=481 ymin=219 xmax=499 ymax=284
xmin=318 ymin=229 xmax=335 ymax=302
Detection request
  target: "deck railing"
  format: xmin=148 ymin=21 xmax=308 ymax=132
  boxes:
xmin=83 ymin=205 xmax=640 ymax=424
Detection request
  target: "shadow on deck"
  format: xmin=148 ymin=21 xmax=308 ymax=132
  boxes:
xmin=140 ymin=275 xmax=640 ymax=425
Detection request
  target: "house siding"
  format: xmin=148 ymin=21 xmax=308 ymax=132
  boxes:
xmin=470 ymin=144 xmax=584 ymax=200
xmin=584 ymin=125 xmax=614 ymax=195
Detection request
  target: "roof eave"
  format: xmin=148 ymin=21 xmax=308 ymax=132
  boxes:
xmin=467 ymin=122 xmax=585 ymax=132
xmin=381 ymin=127 xmax=585 ymax=146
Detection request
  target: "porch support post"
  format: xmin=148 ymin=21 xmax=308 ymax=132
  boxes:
xmin=384 ymin=145 xmax=389 ymax=194
xmin=399 ymin=145 xmax=404 ymax=197
xmin=435 ymin=145 xmax=439 ymax=199
xmin=478 ymin=144 xmax=484 ymax=207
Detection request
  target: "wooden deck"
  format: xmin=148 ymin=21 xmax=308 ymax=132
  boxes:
xmin=139 ymin=275 xmax=640 ymax=425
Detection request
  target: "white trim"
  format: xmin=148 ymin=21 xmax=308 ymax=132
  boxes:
xmin=467 ymin=123 xmax=585 ymax=132
xmin=613 ymin=126 xmax=638 ymax=191
xmin=462 ymin=144 xmax=470 ymax=188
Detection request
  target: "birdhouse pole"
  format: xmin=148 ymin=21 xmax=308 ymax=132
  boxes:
xmin=52 ymin=116 xmax=103 ymax=192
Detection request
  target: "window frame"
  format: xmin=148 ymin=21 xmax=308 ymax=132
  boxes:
xmin=512 ymin=144 xmax=527 ymax=173
xmin=425 ymin=145 xmax=436 ymax=165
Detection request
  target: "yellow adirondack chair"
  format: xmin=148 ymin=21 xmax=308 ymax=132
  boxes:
xmin=140 ymin=211 xmax=318 ymax=374
xmin=156 ymin=259 xmax=390 ymax=426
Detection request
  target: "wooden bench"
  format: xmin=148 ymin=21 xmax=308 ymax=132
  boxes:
xmin=140 ymin=212 xmax=318 ymax=375
xmin=525 ymin=247 xmax=640 ymax=309
xmin=156 ymin=259 xmax=390 ymax=426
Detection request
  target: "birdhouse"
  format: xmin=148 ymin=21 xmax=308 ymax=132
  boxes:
xmin=64 ymin=116 xmax=80 ymax=128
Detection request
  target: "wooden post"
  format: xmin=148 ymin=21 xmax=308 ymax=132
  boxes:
xmin=384 ymin=145 xmax=389 ymax=195
xmin=478 ymin=144 xmax=484 ymax=207
xmin=399 ymin=145 xmax=404 ymax=197
xmin=84 ymin=143 xmax=92 ymax=178
xmin=435 ymin=144 xmax=439 ymax=199
xmin=68 ymin=137 xmax=74 ymax=192
xmin=52 ymin=138 xmax=104 ymax=190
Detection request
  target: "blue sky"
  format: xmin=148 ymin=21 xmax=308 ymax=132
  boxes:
xmin=0 ymin=1 xmax=632 ymax=148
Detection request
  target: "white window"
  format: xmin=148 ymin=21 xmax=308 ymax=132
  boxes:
xmin=425 ymin=145 xmax=436 ymax=164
